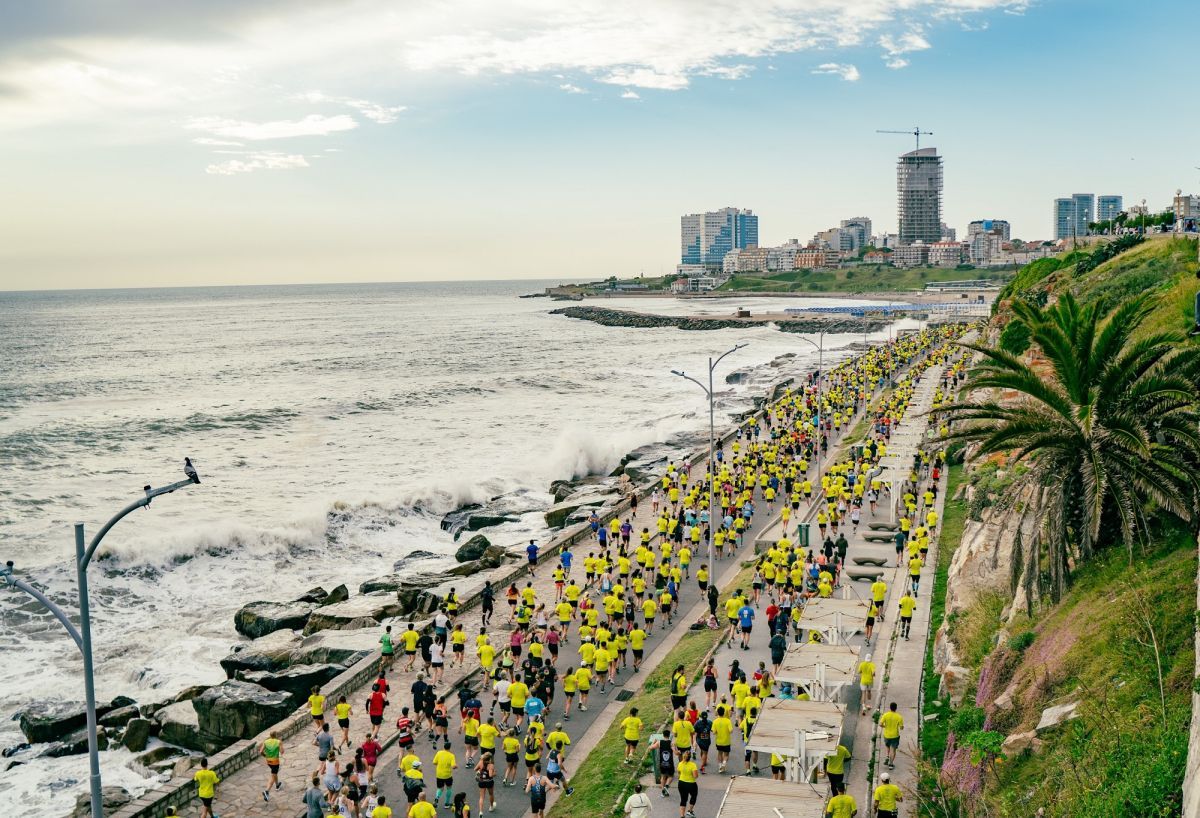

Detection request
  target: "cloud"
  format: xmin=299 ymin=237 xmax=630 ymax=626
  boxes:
xmin=620 ymin=89 xmax=640 ymax=99
xmin=296 ymin=91 xmax=406 ymax=123
xmin=0 ymin=0 xmax=1026 ymax=130
xmin=205 ymin=151 xmax=310 ymax=175
xmin=811 ymin=62 xmax=860 ymax=82
xmin=879 ymin=30 xmax=931 ymax=67
xmin=192 ymin=137 xmax=244 ymax=146
xmin=186 ymin=113 xmax=358 ymax=140
xmin=558 ymin=83 xmax=586 ymax=94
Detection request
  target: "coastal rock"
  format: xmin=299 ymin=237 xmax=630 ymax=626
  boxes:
xmin=42 ymin=727 xmax=108 ymax=758
xmin=99 ymin=705 xmax=140 ymax=729
xmin=544 ymin=487 xmax=618 ymax=528
xmin=174 ymin=685 xmax=212 ymax=703
xmin=121 ymin=718 xmax=152 ymax=752
xmin=295 ymin=586 xmax=329 ymax=604
xmin=293 ymin=628 xmax=381 ymax=667
xmin=360 ymin=573 xmax=441 ymax=594
xmin=71 ymin=785 xmax=132 ymax=818
xmin=446 ymin=546 xmax=508 ymax=576
xmin=549 ymin=480 xmax=575 ymax=503
xmin=396 ymin=587 xmax=442 ymax=617
xmin=1001 ymin=730 xmax=1037 ymax=756
xmin=234 ymin=600 xmax=316 ymax=639
xmin=109 ymin=695 xmax=137 ymax=710
xmin=303 ymin=593 xmax=402 ymax=635
xmin=551 ymin=306 xmax=887 ymax=334
xmin=136 ymin=745 xmax=185 ymax=767
xmin=321 ymin=584 xmax=350 ymax=606
xmin=17 ymin=702 xmax=89 ymax=744
xmin=192 ymin=680 xmax=292 ymax=741
xmin=940 ymin=664 xmax=972 ymax=707
xmin=455 ymin=534 xmax=492 ymax=563
xmin=154 ymin=702 xmax=215 ymax=753
xmin=219 ymin=629 xmax=304 ymax=677
xmin=238 ymin=664 xmax=345 ymax=702
xmin=1035 ymin=701 xmax=1080 ymax=733
xmin=393 ymin=551 xmax=439 ymax=571
xmin=945 ymin=482 xmax=1044 ymax=616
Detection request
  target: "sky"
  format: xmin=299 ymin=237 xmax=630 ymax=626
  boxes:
xmin=0 ymin=0 xmax=1195 ymax=290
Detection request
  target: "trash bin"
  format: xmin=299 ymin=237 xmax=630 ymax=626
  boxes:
xmin=798 ymin=523 xmax=810 ymax=548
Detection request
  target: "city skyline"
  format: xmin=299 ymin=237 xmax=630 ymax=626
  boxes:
xmin=0 ymin=0 xmax=1196 ymax=290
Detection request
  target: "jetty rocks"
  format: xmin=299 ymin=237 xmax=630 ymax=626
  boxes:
xmin=550 ymin=305 xmax=886 ymax=333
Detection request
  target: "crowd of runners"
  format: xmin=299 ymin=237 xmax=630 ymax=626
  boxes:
xmin=192 ymin=324 xmax=970 ymax=818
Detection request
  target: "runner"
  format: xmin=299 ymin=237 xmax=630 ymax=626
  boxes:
xmin=473 ymin=751 xmax=496 ymax=814
xmin=676 ymin=750 xmax=699 ymax=818
xmin=872 ymin=771 xmax=903 ymax=818
xmin=524 ymin=763 xmax=558 ymax=818
xmin=879 ymin=702 xmax=904 ymax=768
xmin=621 ymin=707 xmax=643 ymax=764
xmin=193 ymin=757 xmax=219 ymax=818
xmin=260 ymin=731 xmax=282 ymax=802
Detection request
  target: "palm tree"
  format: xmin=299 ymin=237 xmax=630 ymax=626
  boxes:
xmin=940 ymin=293 xmax=1200 ymax=601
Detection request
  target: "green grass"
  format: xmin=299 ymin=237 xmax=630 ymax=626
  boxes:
xmin=548 ymin=563 xmax=757 ymax=818
xmin=919 ymin=462 xmax=969 ymax=767
xmin=717 ymin=265 xmax=1012 ymax=294
xmin=932 ymin=518 xmax=1196 ymax=817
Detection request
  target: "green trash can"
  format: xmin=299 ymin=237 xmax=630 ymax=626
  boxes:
xmin=798 ymin=523 xmax=810 ymax=548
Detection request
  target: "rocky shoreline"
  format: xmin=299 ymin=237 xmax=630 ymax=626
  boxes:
xmin=550 ymin=305 xmax=888 ymax=333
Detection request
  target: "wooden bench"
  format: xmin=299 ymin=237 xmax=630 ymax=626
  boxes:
xmin=853 ymin=556 xmax=888 ymax=567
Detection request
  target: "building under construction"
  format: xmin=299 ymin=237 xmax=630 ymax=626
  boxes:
xmin=897 ymin=147 xmax=943 ymax=245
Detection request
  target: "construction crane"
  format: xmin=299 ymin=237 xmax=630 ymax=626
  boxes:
xmin=876 ymin=127 xmax=933 ymax=151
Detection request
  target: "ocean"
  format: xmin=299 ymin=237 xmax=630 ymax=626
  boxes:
xmin=0 ymin=281 xmax=902 ymax=812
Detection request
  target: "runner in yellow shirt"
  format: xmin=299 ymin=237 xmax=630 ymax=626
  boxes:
xmin=879 ymin=702 xmax=904 ymax=768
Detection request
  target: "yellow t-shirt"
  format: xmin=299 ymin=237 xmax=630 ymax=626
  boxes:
xmin=898 ymin=596 xmax=916 ymax=617
xmin=825 ymin=744 xmax=851 ymax=774
xmin=622 ymin=716 xmax=643 ymax=741
xmin=825 ymin=793 xmax=857 ymax=818
xmin=373 ymin=806 xmax=394 ymax=818
xmin=678 ymin=760 xmax=699 ymax=783
xmin=433 ymin=749 xmax=456 ymax=779
xmin=407 ymin=802 xmax=435 ymax=818
xmin=335 ymin=702 xmax=351 ymax=719
xmin=308 ymin=694 xmax=325 ymax=716
xmin=880 ymin=711 xmax=904 ymax=739
xmin=479 ymin=722 xmax=499 ymax=749
xmin=629 ymin=629 xmax=646 ymax=650
xmin=873 ymin=783 xmax=902 ymax=811
xmin=194 ymin=768 xmax=219 ymax=798
xmin=858 ymin=661 xmax=876 ymax=686
xmin=672 ymin=719 xmax=695 ymax=748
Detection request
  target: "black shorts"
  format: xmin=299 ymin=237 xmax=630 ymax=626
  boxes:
xmin=531 ymin=797 xmax=546 ymax=813
xmin=569 ymin=600 xmax=578 ymax=608
xmin=465 ymin=735 xmax=478 ymax=746
xmin=626 ymin=738 xmax=639 ymax=748
xmin=771 ymin=764 xmax=784 ymax=775
xmin=716 ymin=744 xmax=731 ymax=753
xmin=505 ymin=752 xmax=518 ymax=764
xmin=338 ymin=718 xmax=350 ymax=729
xmin=564 ymin=690 xmax=575 ymax=699
xmin=901 ymin=616 xmax=912 ymax=624
xmin=865 ymin=617 xmax=875 ymax=627
xmin=200 ymin=797 xmax=213 ymax=808
xmin=740 ymin=625 xmax=752 ymax=634
xmin=671 ymin=695 xmax=686 ymax=709
xmin=437 ymin=777 xmax=452 ymax=788
xmin=312 ymin=713 xmax=324 ymax=722
xmin=678 ymin=781 xmax=698 ymax=805
xmin=453 ymin=645 xmax=464 ymax=653
xmin=370 ymin=714 xmax=383 ymax=726
xmin=703 ymin=677 xmax=717 ymax=692
xmin=499 ymin=701 xmax=511 ymax=712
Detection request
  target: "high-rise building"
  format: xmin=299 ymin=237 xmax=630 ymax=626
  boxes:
xmin=680 ymin=208 xmax=758 ymax=269
xmin=967 ymin=219 xmax=1011 ymax=241
xmin=840 ymin=217 xmax=873 ymax=250
xmin=897 ymin=148 xmax=943 ymax=245
xmin=1052 ymin=194 xmax=1096 ymax=239
xmin=1097 ymin=195 xmax=1123 ymax=222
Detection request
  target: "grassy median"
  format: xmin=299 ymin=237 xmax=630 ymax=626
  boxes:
xmin=550 ymin=563 xmax=757 ymax=818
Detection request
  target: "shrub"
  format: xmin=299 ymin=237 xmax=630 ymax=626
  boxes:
xmin=998 ymin=318 xmax=1031 ymax=355
xmin=1009 ymin=630 xmax=1036 ymax=652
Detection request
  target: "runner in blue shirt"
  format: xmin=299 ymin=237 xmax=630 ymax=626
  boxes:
xmin=527 ymin=540 xmax=540 ymax=575
xmin=737 ymin=603 xmax=755 ymax=650
xmin=560 ymin=549 xmax=573 ymax=577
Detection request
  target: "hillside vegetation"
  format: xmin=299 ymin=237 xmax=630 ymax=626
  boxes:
xmin=923 ymin=234 xmax=1200 ymax=817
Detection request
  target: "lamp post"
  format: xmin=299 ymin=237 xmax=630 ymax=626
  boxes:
xmin=2 ymin=475 xmax=200 ymax=818
xmin=671 ymin=343 xmax=747 ymax=568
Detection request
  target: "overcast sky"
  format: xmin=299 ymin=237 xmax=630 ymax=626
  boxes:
xmin=0 ymin=0 xmax=1194 ymax=290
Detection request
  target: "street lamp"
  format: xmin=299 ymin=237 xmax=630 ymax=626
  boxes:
xmin=671 ymin=343 xmax=747 ymax=568
xmin=2 ymin=474 xmax=201 ymax=818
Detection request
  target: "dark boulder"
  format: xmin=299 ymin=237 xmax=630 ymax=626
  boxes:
xmin=295 ymin=586 xmax=329 ymax=604
xmin=41 ymin=727 xmax=108 ymax=758
xmin=234 ymin=600 xmax=316 ymax=639
xmin=192 ymin=680 xmax=292 ymax=741
xmin=392 ymin=550 xmax=439 ymax=572
xmin=71 ymin=785 xmax=131 ymax=818
xmin=99 ymin=705 xmax=140 ymax=729
xmin=454 ymin=534 xmax=491 ymax=563
xmin=154 ymin=701 xmax=221 ymax=753
xmin=303 ymin=593 xmax=402 ymax=636
xmin=292 ymin=628 xmax=381 ymax=667
xmin=321 ymin=584 xmax=350 ymax=606
xmin=360 ymin=573 xmax=443 ymax=594
xmin=109 ymin=695 xmax=137 ymax=710
xmin=238 ymin=664 xmax=345 ymax=702
xmin=121 ymin=718 xmax=152 ymax=752
xmin=17 ymin=702 xmax=88 ymax=744
xmin=219 ymin=630 xmax=303 ymax=677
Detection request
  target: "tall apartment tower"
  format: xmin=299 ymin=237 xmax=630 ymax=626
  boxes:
xmin=680 ymin=208 xmax=759 ymax=269
xmin=1097 ymin=195 xmax=1123 ymax=221
xmin=897 ymin=148 xmax=943 ymax=245
xmin=1053 ymin=194 xmax=1097 ymax=239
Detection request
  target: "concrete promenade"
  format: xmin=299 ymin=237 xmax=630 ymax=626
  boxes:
xmin=161 ymin=331 xmax=959 ymax=818
xmin=649 ymin=359 xmax=954 ymax=818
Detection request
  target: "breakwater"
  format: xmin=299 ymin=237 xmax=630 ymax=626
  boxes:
xmin=550 ymin=305 xmax=888 ymax=333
